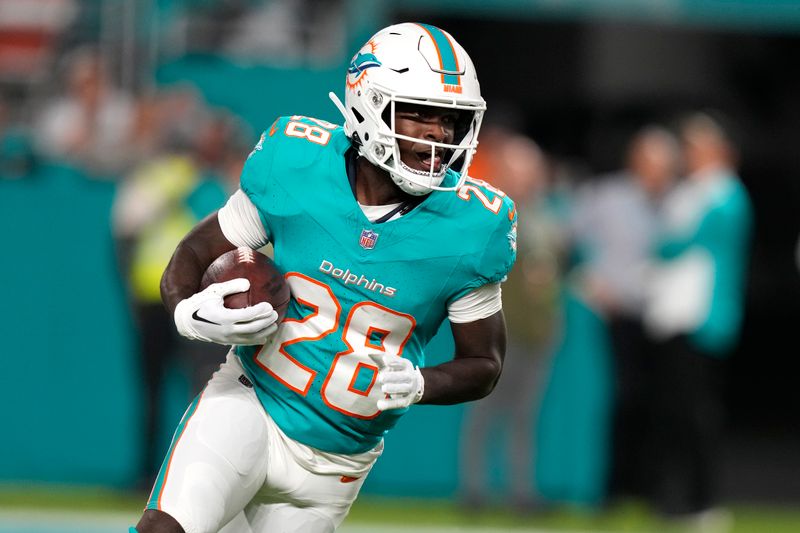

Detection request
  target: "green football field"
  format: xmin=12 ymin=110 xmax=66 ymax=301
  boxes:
xmin=2 ymin=485 xmax=800 ymax=533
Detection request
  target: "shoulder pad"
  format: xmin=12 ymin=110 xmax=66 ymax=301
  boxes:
xmin=450 ymin=177 xmax=517 ymax=289
xmin=241 ymin=115 xmax=346 ymax=196
xmin=455 ymin=177 xmax=516 ymax=223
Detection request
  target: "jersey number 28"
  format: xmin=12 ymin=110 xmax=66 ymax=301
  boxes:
xmin=254 ymin=273 xmax=415 ymax=419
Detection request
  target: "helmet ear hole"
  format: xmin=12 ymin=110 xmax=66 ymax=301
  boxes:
xmin=380 ymin=107 xmax=392 ymax=128
xmin=453 ymin=111 xmax=474 ymax=144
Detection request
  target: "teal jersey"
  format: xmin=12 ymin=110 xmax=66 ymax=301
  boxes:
xmin=657 ymin=175 xmax=752 ymax=355
xmin=234 ymin=116 xmax=516 ymax=454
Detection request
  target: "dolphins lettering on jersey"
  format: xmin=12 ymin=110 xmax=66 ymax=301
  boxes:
xmin=319 ymin=259 xmax=397 ymax=297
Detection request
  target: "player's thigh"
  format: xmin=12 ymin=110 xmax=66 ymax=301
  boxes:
xmin=246 ymin=453 xmax=370 ymax=532
xmin=146 ymin=354 xmax=269 ymax=533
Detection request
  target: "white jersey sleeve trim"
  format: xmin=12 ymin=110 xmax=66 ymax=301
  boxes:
xmin=217 ymin=189 xmax=270 ymax=249
xmin=448 ymin=282 xmax=503 ymax=324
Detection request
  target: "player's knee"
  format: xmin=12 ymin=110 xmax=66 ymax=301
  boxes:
xmin=135 ymin=509 xmax=185 ymax=533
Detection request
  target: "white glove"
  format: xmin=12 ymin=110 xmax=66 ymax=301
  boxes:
xmin=174 ymin=278 xmax=279 ymax=346
xmin=368 ymin=353 xmax=425 ymax=411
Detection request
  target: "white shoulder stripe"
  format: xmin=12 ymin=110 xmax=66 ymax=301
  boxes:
xmin=447 ymin=282 xmax=502 ymax=324
xmin=218 ymin=189 xmax=270 ymax=249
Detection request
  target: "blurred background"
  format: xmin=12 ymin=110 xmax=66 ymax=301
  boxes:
xmin=1 ymin=1 xmax=799 ymax=532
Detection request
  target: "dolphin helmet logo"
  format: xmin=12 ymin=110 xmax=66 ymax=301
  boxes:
xmin=348 ymin=52 xmax=382 ymax=75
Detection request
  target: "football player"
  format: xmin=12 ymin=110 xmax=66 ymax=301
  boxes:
xmin=133 ymin=22 xmax=517 ymax=533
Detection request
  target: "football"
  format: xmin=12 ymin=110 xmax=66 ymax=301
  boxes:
xmin=200 ymin=247 xmax=291 ymax=321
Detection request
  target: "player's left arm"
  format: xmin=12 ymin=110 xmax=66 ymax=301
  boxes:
xmin=369 ymin=307 xmax=506 ymax=410
xmin=373 ymin=183 xmax=516 ymax=410
xmin=418 ymin=311 xmax=506 ymax=404
xmin=162 ymin=129 xmax=279 ymax=346
xmin=420 ymin=184 xmax=516 ymax=404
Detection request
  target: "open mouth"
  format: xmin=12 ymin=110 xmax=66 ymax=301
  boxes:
xmin=415 ymin=148 xmax=444 ymax=173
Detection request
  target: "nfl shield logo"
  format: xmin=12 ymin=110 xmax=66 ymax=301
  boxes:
xmin=359 ymin=229 xmax=379 ymax=249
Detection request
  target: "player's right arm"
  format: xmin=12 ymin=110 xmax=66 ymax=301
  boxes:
xmin=161 ymin=214 xmax=235 ymax=315
xmin=161 ymin=214 xmax=279 ymax=346
xmin=162 ymin=120 xmax=289 ymax=346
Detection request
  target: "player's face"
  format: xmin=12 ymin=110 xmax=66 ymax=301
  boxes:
xmin=393 ymin=103 xmax=459 ymax=174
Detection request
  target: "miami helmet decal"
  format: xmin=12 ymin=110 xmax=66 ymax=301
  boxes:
xmin=348 ymin=52 xmax=382 ymax=75
xmin=346 ymin=42 xmax=380 ymax=90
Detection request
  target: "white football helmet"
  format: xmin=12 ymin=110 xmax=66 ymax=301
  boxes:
xmin=330 ymin=23 xmax=486 ymax=196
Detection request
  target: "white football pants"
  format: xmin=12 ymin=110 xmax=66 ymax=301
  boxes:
xmin=146 ymin=352 xmax=377 ymax=533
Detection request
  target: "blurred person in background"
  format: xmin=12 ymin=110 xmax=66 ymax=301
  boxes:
xmin=459 ymin=124 xmax=565 ymax=513
xmin=643 ymin=112 xmax=753 ymax=528
xmin=132 ymin=23 xmax=514 ymax=533
xmin=128 ymin=85 xmax=228 ymax=165
xmin=570 ymin=126 xmax=681 ymax=501
xmin=112 ymin=98 xmax=248 ymax=487
xmin=223 ymin=0 xmax=345 ymax=65
xmin=33 ymin=45 xmax=136 ymax=177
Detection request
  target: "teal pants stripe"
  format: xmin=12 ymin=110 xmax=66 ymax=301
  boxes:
xmin=146 ymin=391 xmax=205 ymax=510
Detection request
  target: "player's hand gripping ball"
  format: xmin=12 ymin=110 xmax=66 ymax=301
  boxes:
xmin=200 ymin=247 xmax=291 ymax=322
